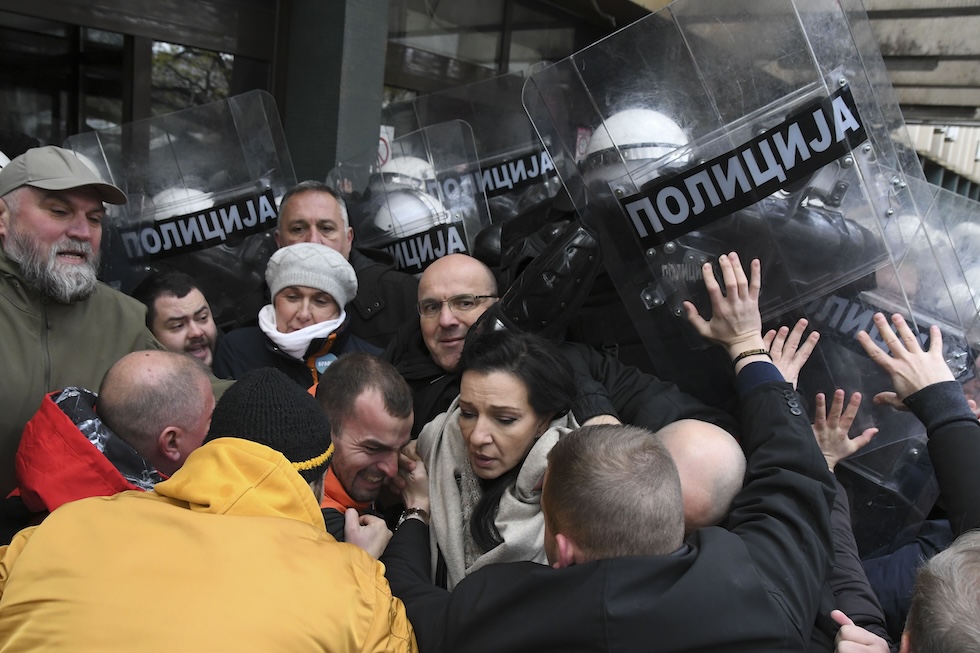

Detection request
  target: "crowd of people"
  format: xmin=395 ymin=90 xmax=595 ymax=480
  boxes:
xmin=0 ymin=145 xmax=978 ymax=652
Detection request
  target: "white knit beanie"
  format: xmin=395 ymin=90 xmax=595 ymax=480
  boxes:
xmin=265 ymin=243 xmax=358 ymax=307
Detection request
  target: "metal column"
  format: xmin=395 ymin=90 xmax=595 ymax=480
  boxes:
xmin=281 ymin=0 xmax=388 ymax=181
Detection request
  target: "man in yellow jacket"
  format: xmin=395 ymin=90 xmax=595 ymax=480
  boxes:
xmin=0 ymin=367 xmax=417 ymax=653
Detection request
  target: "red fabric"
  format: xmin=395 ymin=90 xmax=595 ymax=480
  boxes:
xmin=14 ymin=393 xmax=140 ymax=513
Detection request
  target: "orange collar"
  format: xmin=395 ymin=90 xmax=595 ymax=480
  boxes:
xmin=320 ymin=465 xmax=371 ymax=513
xmin=305 ymin=333 xmax=338 ymax=386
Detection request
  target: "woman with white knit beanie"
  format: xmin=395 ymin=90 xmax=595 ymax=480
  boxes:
xmin=213 ymin=243 xmax=381 ymax=388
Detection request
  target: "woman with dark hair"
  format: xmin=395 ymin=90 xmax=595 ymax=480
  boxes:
xmin=404 ymin=326 xmax=578 ymax=590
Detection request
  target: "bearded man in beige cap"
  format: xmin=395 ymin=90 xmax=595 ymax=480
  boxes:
xmin=0 ymin=145 xmax=164 ymax=498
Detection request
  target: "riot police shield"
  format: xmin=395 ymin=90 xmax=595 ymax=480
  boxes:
xmin=915 ymin=182 xmax=980 ymax=348
xmin=523 ymin=0 xmax=964 ymax=555
xmin=784 ymin=174 xmax=980 ymax=555
xmin=523 ymin=0 xmax=933 ymax=335
xmin=64 ymin=90 xmax=294 ymax=329
xmin=381 ymin=72 xmax=562 ymax=227
xmin=327 ymin=120 xmax=490 ymax=276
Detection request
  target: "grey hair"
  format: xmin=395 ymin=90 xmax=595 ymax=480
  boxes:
xmin=278 ymin=181 xmax=349 ymax=230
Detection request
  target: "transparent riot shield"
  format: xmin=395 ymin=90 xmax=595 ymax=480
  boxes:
xmin=382 ymin=72 xmax=562 ymax=227
xmin=781 ymin=174 xmax=980 ymax=556
xmin=522 ymin=0 xmax=935 ymax=375
xmin=523 ymin=0 xmax=933 ymax=337
xmin=524 ymin=0 xmax=964 ymax=555
xmin=917 ymin=183 xmax=980 ymax=356
xmin=64 ymin=90 xmax=294 ymax=330
xmin=327 ymin=120 xmax=490 ymax=276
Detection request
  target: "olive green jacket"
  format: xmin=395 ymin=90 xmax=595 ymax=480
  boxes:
xmin=0 ymin=248 xmax=161 ymax=496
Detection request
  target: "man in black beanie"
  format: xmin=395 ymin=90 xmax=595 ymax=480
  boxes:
xmin=208 ymin=366 xmax=395 ymax=558
xmin=207 ymin=366 xmax=334 ymax=499
xmin=0 ymin=366 xmax=418 ymax=652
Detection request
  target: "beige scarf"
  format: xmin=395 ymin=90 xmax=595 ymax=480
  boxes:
xmin=417 ymin=396 xmax=578 ymax=589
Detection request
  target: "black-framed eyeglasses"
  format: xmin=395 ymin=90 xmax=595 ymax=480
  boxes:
xmin=417 ymin=294 xmax=498 ymax=318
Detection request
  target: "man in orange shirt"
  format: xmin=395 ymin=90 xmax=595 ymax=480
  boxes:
xmin=315 ymin=352 xmax=413 ymax=553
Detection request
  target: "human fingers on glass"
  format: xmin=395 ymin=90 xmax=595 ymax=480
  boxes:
xmin=417 ymin=294 xmax=498 ymax=318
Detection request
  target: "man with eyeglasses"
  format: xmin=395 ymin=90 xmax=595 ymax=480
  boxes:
xmin=384 ymin=254 xmax=498 ymax=436
xmin=415 ymin=255 xmax=499 ymax=374
xmin=386 ymin=253 xmax=737 ymax=442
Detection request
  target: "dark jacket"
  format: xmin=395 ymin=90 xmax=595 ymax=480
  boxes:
xmin=348 ymin=248 xmax=419 ymax=350
xmin=383 ymin=323 xmax=457 ymax=438
xmin=809 ymin=476 xmax=895 ymax=651
xmin=213 ymin=318 xmax=381 ymax=389
xmin=557 ymin=341 xmax=740 ymax=436
xmin=860 ymin=380 xmax=980 ymax=641
xmin=384 ymin=323 xmax=739 ymax=439
xmin=904 ymin=380 xmax=980 ymax=535
xmin=564 ymin=267 xmax=740 ymax=412
xmin=381 ymin=375 xmax=836 ymax=653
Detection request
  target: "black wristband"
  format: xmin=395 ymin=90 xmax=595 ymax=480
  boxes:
xmin=732 ymin=348 xmax=771 ymax=366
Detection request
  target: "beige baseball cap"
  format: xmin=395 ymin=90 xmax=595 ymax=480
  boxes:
xmin=0 ymin=145 xmax=127 ymax=205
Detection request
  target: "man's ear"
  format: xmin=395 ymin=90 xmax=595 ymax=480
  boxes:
xmin=899 ymin=631 xmax=911 ymax=653
xmin=0 ymin=197 xmax=9 ymax=242
xmin=273 ymin=229 xmax=282 ymax=248
xmin=158 ymin=427 xmax=182 ymax=462
xmin=552 ymin=533 xmax=582 ymax=569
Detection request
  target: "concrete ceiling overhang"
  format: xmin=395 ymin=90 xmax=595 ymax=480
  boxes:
xmin=866 ymin=0 xmax=980 ymax=124
xmin=623 ymin=0 xmax=980 ymax=125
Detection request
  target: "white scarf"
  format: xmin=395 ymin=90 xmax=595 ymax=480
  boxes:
xmin=257 ymin=304 xmax=346 ymax=360
xmin=417 ymin=396 xmax=578 ymax=589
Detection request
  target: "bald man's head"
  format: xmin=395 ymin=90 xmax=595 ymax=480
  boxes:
xmin=416 ymin=254 xmax=498 ymax=372
xmin=656 ymin=419 xmax=746 ymax=535
xmin=98 ymin=350 xmax=215 ymax=476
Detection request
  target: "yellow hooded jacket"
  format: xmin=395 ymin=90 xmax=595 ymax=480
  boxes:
xmin=0 ymin=438 xmax=417 ymax=653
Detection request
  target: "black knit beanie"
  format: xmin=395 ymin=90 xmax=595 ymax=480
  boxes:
xmin=206 ymin=367 xmax=332 ymax=483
